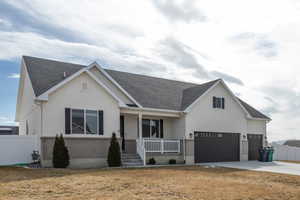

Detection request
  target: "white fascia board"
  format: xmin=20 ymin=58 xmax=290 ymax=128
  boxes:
xmin=120 ymin=106 xmax=182 ymax=114
xmin=15 ymin=59 xmax=25 ymax=121
xmin=183 ymin=80 xmax=221 ymax=113
xmin=15 ymin=58 xmax=32 ymax=122
xmin=89 ymin=62 xmax=143 ymax=108
xmin=247 ymin=116 xmax=272 ymax=122
xmin=120 ymin=106 xmax=182 ymax=117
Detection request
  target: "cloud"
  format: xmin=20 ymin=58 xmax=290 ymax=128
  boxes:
xmin=0 ymin=1 xmax=87 ymax=43
xmin=158 ymin=37 xmax=244 ymax=85
xmin=158 ymin=37 xmax=209 ymax=79
xmin=230 ymin=32 xmax=279 ymax=58
xmin=210 ymin=71 xmax=244 ymax=85
xmin=0 ymin=116 xmax=16 ymax=125
xmin=261 ymin=85 xmax=300 ymax=117
xmin=8 ymin=73 xmax=20 ymax=78
xmin=152 ymin=0 xmax=207 ymax=23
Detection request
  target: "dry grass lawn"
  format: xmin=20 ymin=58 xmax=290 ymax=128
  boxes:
xmin=0 ymin=166 xmax=300 ymax=200
xmin=280 ymin=160 xmax=300 ymax=164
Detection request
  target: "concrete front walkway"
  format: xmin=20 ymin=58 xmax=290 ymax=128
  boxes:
xmin=198 ymin=161 xmax=300 ymax=176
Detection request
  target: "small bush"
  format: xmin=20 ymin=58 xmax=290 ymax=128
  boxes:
xmin=148 ymin=158 xmax=156 ymax=165
xmin=107 ymin=132 xmax=121 ymax=167
xmin=169 ymin=159 xmax=176 ymax=165
xmin=52 ymin=134 xmax=70 ymax=168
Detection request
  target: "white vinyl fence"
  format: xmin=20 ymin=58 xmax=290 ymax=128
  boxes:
xmin=0 ymin=136 xmax=39 ymax=166
xmin=272 ymin=144 xmax=300 ymax=161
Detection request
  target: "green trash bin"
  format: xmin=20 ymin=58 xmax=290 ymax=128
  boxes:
xmin=267 ymin=147 xmax=274 ymax=162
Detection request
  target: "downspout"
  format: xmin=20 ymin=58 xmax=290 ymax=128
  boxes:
xmin=40 ymin=102 xmax=43 ymax=137
xmin=183 ymin=135 xmax=186 ymax=164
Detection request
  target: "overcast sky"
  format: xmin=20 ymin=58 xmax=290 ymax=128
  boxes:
xmin=0 ymin=0 xmax=300 ymax=141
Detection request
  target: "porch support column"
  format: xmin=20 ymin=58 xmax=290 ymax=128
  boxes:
xmin=138 ymin=112 xmax=142 ymax=141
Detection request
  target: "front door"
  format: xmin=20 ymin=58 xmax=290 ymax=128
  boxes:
xmin=247 ymin=134 xmax=263 ymax=160
xmin=120 ymin=116 xmax=125 ymax=152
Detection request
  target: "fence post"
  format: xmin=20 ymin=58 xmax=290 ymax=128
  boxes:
xmin=161 ymin=139 xmax=164 ymax=154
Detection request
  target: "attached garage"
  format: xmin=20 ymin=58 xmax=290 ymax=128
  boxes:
xmin=194 ymin=132 xmax=240 ymax=163
xmin=247 ymin=134 xmax=263 ymax=160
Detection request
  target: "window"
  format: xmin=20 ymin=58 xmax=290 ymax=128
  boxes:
xmin=213 ymin=97 xmax=225 ymax=109
xmin=86 ymin=110 xmax=98 ymax=134
xmin=72 ymin=109 xmax=84 ymax=134
xmin=142 ymin=119 xmax=162 ymax=138
xmin=70 ymin=109 xmax=101 ymax=135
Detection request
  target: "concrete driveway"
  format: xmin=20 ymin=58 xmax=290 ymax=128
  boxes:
xmin=199 ymin=161 xmax=300 ymax=176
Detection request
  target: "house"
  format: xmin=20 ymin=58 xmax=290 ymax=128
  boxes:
xmin=0 ymin=126 xmax=19 ymax=135
xmin=15 ymin=56 xmax=271 ymax=168
xmin=284 ymin=140 xmax=300 ymax=148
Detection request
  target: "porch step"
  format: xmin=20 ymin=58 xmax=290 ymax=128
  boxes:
xmin=121 ymin=153 xmax=143 ymax=167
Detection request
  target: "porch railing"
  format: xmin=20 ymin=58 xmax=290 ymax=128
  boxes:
xmin=136 ymin=138 xmax=146 ymax=166
xmin=136 ymin=138 xmax=181 ymax=166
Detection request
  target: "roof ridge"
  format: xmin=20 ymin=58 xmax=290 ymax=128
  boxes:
xmin=183 ymin=79 xmax=221 ymax=91
xmin=104 ymin=68 xmax=219 ymax=87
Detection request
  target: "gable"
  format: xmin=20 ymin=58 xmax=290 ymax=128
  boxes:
xmin=47 ymin=72 xmax=119 ymax=106
xmin=185 ymin=82 xmax=248 ymax=134
xmin=190 ymin=82 xmax=247 ymax=118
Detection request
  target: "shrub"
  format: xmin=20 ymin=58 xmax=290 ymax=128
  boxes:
xmin=107 ymin=132 xmax=121 ymax=167
xmin=169 ymin=159 xmax=176 ymax=165
xmin=52 ymin=134 xmax=70 ymax=168
xmin=148 ymin=158 xmax=156 ymax=165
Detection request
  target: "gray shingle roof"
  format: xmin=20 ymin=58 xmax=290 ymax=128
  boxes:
xmin=284 ymin=140 xmax=300 ymax=147
xmin=237 ymin=98 xmax=271 ymax=120
xmin=181 ymin=79 xmax=220 ymax=110
xmin=23 ymin=56 xmax=86 ymax=96
xmin=23 ymin=56 xmax=270 ymax=119
xmin=105 ymin=69 xmax=198 ymax=110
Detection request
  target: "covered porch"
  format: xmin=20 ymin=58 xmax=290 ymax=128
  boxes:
xmin=120 ymin=107 xmax=185 ymax=165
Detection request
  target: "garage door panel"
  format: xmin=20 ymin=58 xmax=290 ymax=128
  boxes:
xmin=194 ymin=132 xmax=240 ymax=163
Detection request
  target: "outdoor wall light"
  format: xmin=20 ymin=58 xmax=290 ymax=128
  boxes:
xmin=189 ymin=133 xmax=193 ymax=138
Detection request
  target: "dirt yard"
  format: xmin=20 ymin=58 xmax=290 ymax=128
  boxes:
xmin=0 ymin=166 xmax=300 ymax=200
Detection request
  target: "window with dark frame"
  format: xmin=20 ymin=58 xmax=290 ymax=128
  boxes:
xmin=142 ymin=119 xmax=162 ymax=138
xmin=213 ymin=96 xmax=225 ymax=109
xmin=71 ymin=109 xmax=100 ymax=135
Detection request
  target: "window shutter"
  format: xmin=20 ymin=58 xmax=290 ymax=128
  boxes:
xmin=213 ymin=97 xmax=216 ymax=108
xmin=65 ymin=108 xmax=71 ymax=134
xmin=160 ymin=119 xmax=164 ymax=138
xmin=222 ymin=98 xmax=225 ymax=109
xmin=98 ymin=110 xmax=104 ymax=135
